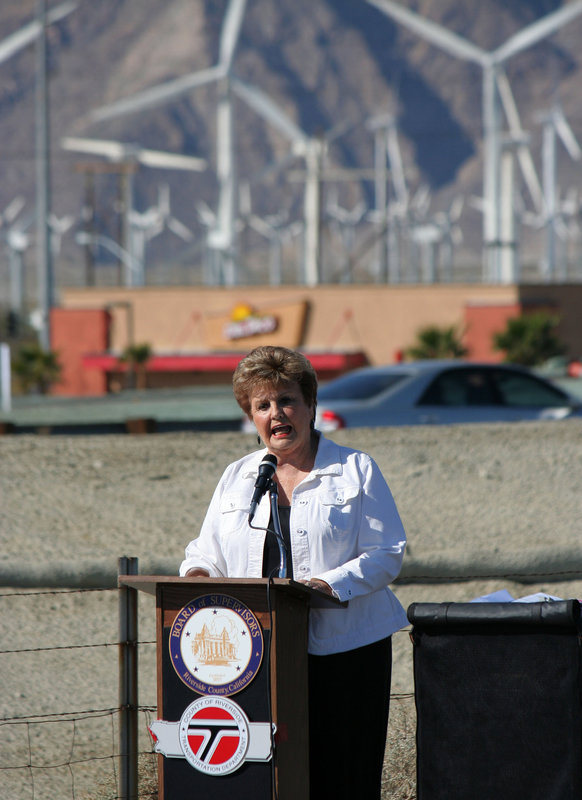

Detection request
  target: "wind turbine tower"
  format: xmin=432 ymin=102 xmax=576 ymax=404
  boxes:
xmin=536 ymin=104 xmax=581 ymax=280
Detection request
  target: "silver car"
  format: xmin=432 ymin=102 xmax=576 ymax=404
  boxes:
xmin=314 ymin=360 xmax=582 ymax=430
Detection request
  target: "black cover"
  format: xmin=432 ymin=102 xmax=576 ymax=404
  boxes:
xmin=409 ymin=601 xmax=582 ymax=800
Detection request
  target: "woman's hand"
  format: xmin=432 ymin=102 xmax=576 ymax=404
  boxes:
xmin=185 ymin=568 xmax=210 ymax=578
xmin=300 ymin=578 xmax=334 ymax=595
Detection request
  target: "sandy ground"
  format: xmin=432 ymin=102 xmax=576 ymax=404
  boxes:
xmin=2 ymin=421 xmax=582 ymax=798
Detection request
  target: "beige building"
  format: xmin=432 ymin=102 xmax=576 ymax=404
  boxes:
xmin=52 ymin=283 xmax=582 ymax=395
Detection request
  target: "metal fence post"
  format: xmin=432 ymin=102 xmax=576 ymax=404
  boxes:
xmin=0 ymin=343 xmax=11 ymax=414
xmin=119 ymin=556 xmax=138 ymax=800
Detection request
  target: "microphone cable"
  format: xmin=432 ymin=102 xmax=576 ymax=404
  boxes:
xmin=266 ymin=566 xmax=280 ymax=800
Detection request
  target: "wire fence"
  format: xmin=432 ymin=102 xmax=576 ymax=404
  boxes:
xmin=0 ymin=584 xmax=158 ymax=800
xmin=0 ymin=583 xmax=418 ymax=800
xmin=1 ymin=565 xmax=579 ymax=800
xmin=0 ymin=705 xmax=157 ymax=800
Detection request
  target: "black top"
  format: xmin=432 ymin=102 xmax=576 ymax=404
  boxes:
xmin=262 ymin=505 xmax=294 ymax=580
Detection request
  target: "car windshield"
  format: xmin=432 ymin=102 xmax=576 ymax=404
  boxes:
xmin=318 ymin=371 xmax=409 ymax=401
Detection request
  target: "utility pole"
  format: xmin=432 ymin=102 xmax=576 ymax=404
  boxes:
xmin=35 ymin=0 xmax=53 ymax=350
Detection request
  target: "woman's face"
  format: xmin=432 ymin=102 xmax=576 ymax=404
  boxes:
xmin=249 ymin=381 xmax=314 ymax=459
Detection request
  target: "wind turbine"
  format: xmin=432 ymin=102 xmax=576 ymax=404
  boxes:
xmin=128 ymin=184 xmax=195 ymax=285
xmin=88 ymin=0 xmax=247 ymax=287
xmin=366 ymin=0 xmax=582 ymax=283
xmin=367 ymin=112 xmax=415 ymax=283
xmin=61 ymin=136 xmax=205 ymax=283
xmin=433 ymin=196 xmax=464 ymax=281
xmin=229 ymin=77 xmax=358 ymax=285
xmin=326 ymin=191 xmax=367 ymax=283
xmin=246 ymin=210 xmax=294 ymax=286
xmin=156 ymin=184 xmax=195 ymax=245
xmin=536 ymin=104 xmax=582 ymax=280
xmin=366 ymin=112 xmax=428 ymax=284
xmin=48 ymin=212 xmax=74 ymax=258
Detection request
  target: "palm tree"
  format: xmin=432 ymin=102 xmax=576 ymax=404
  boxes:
xmin=118 ymin=343 xmax=153 ymax=390
xmin=406 ymin=324 xmax=467 ymax=360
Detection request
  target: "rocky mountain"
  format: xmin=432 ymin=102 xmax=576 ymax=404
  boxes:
xmin=1 ymin=0 xmax=582 ymax=297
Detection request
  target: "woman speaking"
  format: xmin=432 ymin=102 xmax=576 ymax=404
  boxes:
xmin=180 ymin=345 xmax=407 ymax=799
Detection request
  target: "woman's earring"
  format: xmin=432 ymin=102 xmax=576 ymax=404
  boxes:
xmin=257 ymin=434 xmax=261 ymax=445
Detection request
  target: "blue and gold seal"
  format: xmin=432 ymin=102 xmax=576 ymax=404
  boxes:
xmin=169 ymin=594 xmax=264 ymax=696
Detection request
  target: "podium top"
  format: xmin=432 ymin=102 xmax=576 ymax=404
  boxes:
xmin=118 ymin=575 xmax=347 ymax=608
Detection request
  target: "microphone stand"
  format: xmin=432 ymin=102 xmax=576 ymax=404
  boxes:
xmin=267 ymin=478 xmax=287 ymax=578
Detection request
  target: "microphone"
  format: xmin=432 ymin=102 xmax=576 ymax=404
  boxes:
xmin=248 ymin=454 xmax=277 ymax=523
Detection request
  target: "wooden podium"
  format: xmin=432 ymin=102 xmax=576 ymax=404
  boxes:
xmin=119 ymin=576 xmax=343 ymax=800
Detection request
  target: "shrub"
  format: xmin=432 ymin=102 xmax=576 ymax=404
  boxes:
xmin=11 ymin=342 xmax=62 ymax=394
xmin=492 ymin=312 xmax=567 ymax=367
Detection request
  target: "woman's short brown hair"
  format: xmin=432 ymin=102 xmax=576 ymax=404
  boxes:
xmin=232 ymin=346 xmax=318 ymax=417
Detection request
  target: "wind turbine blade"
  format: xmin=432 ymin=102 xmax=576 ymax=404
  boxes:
xmin=0 ymin=1 xmax=76 ymax=66
xmin=61 ymin=136 xmax=131 ymax=160
xmin=62 ymin=136 xmax=206 ymax=171
xmin=138 ymin=150 xmax=206 ymax=171
xmin=366 ymin=0 xmax=487 ymax=65
xmin=45 ymin=2 xmax=78 ymax=26
xmin=90 ymin=64 xmax=225 ymax=123
xmin=493 ymin=0 xmax=582 ymax=64
xmin=219 ymin=0 xmax=247 ymax=73
xmin=196 ymin=201 xmax=216 ymax=226
xmin=167 ymin=217 xmax=195 ymax=242
xmin=231 ymin=77 xmax=308 ymax=145
xmin=553 ymin=108 xmax=582 ymax=161
xmin=495 ymin=69 xmax=544 ymax=213
xmin=0 ymin=21 xmax=45 ymax=65
xmin=248 ymin=214 xmax=275 ymax=239
xmin=3 ymin=196 xmax=26 ymax=224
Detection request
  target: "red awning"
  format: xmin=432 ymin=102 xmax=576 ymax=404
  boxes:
xmin=82 ymin=351 xmax=368 ymax=373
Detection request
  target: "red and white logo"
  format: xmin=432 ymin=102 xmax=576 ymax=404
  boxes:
xmin=150 ymin=705 xmax=274 ymax=774
xmin=178 ymin=696 xmax=250 ymax=775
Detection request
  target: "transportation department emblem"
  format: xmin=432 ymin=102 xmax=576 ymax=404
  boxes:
xmin=179 ymin=696 xmax=250 ymax=775
xmin=169 ymin=594 xmax=264 ymax=696
xmin=150 ymin=697 xmax=274 ymax=774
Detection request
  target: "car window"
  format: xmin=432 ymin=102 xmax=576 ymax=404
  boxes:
xmin=317 ymin=372 xmax=409 ymax=401
xmin=492 ymin=370 xmax=570 ymax=407
xmin=417 ymin=369 xmax=499 ymax=406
